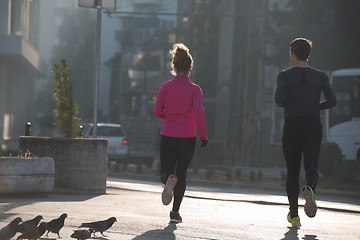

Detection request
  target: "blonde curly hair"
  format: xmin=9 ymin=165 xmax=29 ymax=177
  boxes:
xmin=169 ymin=43 xmax=193 ymax=76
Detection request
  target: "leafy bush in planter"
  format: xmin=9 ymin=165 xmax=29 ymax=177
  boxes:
xmin=51 ymin=59 xmax=81 ymax=138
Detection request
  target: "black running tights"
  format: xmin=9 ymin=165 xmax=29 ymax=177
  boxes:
xmin=160 ymin=135 xmax=196 ymax=213
xmin=282 ymin=117 xmax=322 ymax=217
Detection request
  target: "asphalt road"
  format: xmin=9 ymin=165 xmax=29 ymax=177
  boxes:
xmin=0 ymin=177 xmax=359 ymax=240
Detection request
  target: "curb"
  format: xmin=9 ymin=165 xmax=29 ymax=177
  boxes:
xmin=107 ymin=172 xmax=360 ymax=200
xmin=107 ymin=173 xmax=360 ymax=214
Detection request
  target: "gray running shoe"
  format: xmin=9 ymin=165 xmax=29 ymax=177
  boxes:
xmin=162 ymin=174 xmax=177 ymax=205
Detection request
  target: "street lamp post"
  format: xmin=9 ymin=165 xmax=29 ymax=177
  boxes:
xmin=93 ymin=1 xmax=101 ymax=138
xmin=78 ymin=0 xmax=115 ymax=137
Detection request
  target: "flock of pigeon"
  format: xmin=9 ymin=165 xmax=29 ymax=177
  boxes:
xmin=0 ymin=214 xmax=117 ymax=240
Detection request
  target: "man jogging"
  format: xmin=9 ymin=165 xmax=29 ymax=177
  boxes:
xmin=274 ymin=38 xmax=336 ymax=227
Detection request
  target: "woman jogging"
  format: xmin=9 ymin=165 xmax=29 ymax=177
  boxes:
xmin=274 ymin=38 xmax=336 ymax=227
xmin=153 ymin=43 xmax=208 ymax=223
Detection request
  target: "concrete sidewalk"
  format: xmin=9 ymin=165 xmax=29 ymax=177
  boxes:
xmin=0 ymin=177 xmax=359 ymax=240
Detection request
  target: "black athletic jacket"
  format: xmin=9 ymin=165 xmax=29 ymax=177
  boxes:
xmin=274 ymin=66 xmax=337 ymax=119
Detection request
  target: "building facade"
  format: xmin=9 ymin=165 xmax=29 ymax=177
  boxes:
xmin=0 ymin=0 xmax=47 ymax=150
xmin=215 ymin=0 xmax=268 ymax=165
xmin=106 ymin=0 xmax=177 ymax=121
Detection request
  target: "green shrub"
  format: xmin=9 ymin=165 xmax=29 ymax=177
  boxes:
xmin=51 ymin=59 xmax=81 ymax=138
xmin=334 ymin=160 xmax=360 ymax=184
xmin=319 ymin=142 xmax=342 ymax=176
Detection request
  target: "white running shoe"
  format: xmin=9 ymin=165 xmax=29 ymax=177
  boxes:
xmin=162 ymin=175 xmax=177 ymax=205
xmin=302 ymin=186 xmax=317 ymax=218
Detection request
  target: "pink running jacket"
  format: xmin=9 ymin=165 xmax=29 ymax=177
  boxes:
xmin=153 ymin=76 xmax=208 ymax=141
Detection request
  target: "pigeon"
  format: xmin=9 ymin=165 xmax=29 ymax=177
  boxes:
xmin=0 ymin=217 xmax=22 ymax=240
xmin=18 ymin=215 xmax=43 ymax=234
xmin=79 ymin=217 xmax=117 ymax=237
xmin=17 ymin=222 xmax=47 ymax=240
xmin=70 ymin=229 xmax=91 ymax=240
xmin=45 ymin=213 xmax=67 ymax=238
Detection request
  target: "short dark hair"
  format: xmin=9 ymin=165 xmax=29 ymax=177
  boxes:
xmin=290 ymin=38 xmax=312 ymax=61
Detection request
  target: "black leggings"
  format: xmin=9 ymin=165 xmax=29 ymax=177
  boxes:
xmin=160 ymin=135 xmax=196 ymax=213
xmin=282 ymin=117 xmax=322 ymax=217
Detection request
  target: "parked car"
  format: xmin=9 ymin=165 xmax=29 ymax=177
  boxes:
xmin=83 ymin=123 xmax=129 ymax=161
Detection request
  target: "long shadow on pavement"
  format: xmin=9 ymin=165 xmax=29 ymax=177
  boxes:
xmin=0 ymin=193 xmax=100 ymax=220
xmin=132 ymin=223 xmax=176 ymax=240
xmin=302 ymin=235 xmax=319 ymax=240
xmin=282 ymin=227 xmax=299 ymax=240
xmin=281 ymin=227 xmax=319 ymax=240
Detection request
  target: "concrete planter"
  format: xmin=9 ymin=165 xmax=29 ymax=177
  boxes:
xmin=0 ymin=157 xmax=55 ymax=195
xmin=19 ymin=136 xmax=108 ymax=194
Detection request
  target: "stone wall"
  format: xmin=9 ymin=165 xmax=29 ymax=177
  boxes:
xmin=19 ymin=136 xmax=108 ymax=194
xmin=0 ymin=157 xmax=54 ymax=194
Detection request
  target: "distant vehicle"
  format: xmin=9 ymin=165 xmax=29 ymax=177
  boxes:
xmin=325 ymin=68 xmax=360 ymax=160
xmin=83 ymin=123 xmax=129 ymax=161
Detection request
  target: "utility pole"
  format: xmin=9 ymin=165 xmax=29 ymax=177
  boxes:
xmin=78 ymin=0 xmax=116 ymax=137
xmin=93 ymin=0 xmax=101 ymax=138
xmin=256 ymin=0 xmax=269 ymax=166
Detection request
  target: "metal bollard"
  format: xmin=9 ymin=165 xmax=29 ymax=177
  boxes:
xmin=79 ymin=125 xmax=84 ymax=137
xmin=25 ymin=122 xmax=31 ymax=136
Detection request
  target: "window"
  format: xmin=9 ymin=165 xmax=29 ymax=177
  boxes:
xmin=96 ymin=126 xmax=125 ymax=137
xmin=329 ymin=76 xmax=360 ymax=127
xmin=106 ymin=126 xmax=125 ymax=137
xmin=11 ymin=0 xmax=22 ymax=35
